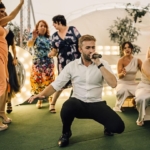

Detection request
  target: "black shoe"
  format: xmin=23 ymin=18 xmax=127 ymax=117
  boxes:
xmin=58 ymin=131 xmax=72 ymax=147
xmin=104 ymin=128 xmax=114 ymax=136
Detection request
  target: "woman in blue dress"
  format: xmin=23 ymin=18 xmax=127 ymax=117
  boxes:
xmin=27 ymin=20 xmax=55 ymax=109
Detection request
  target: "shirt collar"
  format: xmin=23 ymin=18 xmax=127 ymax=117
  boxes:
xmin=77 ymin=57 xmax=95 ymax=66
xmin=78 ymin=57 xmax=83 ymax=65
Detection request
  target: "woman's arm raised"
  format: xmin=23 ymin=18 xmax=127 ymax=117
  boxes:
xmin=0 ymin=0 xmax=24 ymax=26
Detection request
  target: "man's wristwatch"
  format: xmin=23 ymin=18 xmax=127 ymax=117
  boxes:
xmin=97 ymin=63 xmax=104 ymax=69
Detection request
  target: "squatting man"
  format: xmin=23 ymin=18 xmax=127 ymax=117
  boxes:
xmin=28 ymin=35 xmax=125 ymax=147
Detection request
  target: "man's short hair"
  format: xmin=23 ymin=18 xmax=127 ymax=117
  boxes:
xmin=52 ymin=15 xmax=66 ymax=26
xmin=0 ymin=2 xmax=5 ymax=9
xmin=78 ymin=35 xmax=96 ymax=48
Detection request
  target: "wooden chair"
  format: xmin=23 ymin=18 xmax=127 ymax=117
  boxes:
xmin=122 ymin=96 xmax=135 ymax=108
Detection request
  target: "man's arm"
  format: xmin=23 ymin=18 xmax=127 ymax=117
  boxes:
xmin=99 ymin=65 xmax=117 ymax=88
xmin=28 ymin=63 xmax=72 ymax=103
xmin=91 ymin=53 xmax=117 ymax=88
xmin=28 ymin=85 xmax=56 ymax=103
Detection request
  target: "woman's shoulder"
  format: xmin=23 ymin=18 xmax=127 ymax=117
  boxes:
xmin=118 ymin=57 xmax=124 ymax=62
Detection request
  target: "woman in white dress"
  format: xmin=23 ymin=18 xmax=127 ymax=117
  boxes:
xmin=113 ymin=42 xmax=142 ymax=112
xmin=135 ymin=48 xmax=150 ymax=126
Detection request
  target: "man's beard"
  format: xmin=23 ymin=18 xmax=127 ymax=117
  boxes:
xmin=82 ymin=53 xmax=91 ymax=61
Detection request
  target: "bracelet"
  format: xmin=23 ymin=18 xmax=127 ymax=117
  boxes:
xmin=97 ymin=63 xmax=104 ymax=69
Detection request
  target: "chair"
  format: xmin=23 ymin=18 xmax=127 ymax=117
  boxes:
xmin=122 ymin=96 xmax=135 ymax=108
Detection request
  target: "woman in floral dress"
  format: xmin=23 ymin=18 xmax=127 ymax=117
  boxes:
xmin=48 ymin=15 xmax=81 ymax=113
xmin=27 ymin=20 xmax=55 ymax=109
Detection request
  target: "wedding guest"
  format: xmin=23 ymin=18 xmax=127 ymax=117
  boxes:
xmin=48 ymin=15 xmax=81 ymax=113
xmin=0 ymin=0 xmax=24 ymax=131
xmin=27 ymin=20 xmax=55 ymax=109
xmin=5 ymin=27 xmax=20 ymax=113
xmin=135 ymin=48 xmax=150 ymax=126
xmin=113 ymin=42 xmax=142 ymax=112
xmin=28 ymin=35 xmax=125 ymax=147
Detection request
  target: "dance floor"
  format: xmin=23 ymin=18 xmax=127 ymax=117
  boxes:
xmin=1 ymin=95 xmax=150 ymax=150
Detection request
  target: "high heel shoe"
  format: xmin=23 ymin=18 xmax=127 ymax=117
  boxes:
xmin=2 ymin=117 xmax=12 ymax=124
xmin=36 ymin=100 xmax=42 ymax=109
xmin=136 ymin=120 xmax=144 ymax=126
xmin=0 ymin=123 xmax=8 ymax=131
xmin=49 ymin=104 xmax=56 ymax=113
xmin=0 ymin=114 xmax=12 ymax=124
xmin=6 ymin=102 xmax=12 ymax=114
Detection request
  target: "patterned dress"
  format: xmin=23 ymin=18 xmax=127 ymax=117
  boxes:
xmin=51 ymin=26 xmax=81 ymax=88
xmin=28 ymin=34 xmax=55 ymax=94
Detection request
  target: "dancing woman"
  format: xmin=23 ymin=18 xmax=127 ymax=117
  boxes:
xmin=48 ymin=15 xmax=81 ymax=113
xmin=27 ymin=20 xmax=55 ymax=109
xmin=0 ymin=0 xmax=24 ymax=131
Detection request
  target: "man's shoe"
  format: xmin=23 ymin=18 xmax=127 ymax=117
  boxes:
xmin=58 ymin=131 xmax=72 ymax=147
xmin=104 ymin=128 xmax=114 ymax=136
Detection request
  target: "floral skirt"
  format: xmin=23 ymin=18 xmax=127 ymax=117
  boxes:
xmin=30 ymin=57 xmax=55 ymax=94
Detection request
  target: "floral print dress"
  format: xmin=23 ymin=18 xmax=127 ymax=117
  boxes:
xmin=51 ymin=26 xmax=81 ymax=88
xmin=28 ymin=34 xmax=55 ymax=94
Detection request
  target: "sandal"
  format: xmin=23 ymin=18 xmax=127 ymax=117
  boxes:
xmin=6 ymin=102 xmax=12 ymax=114
xmin=0 ymin=123 xmax=8 ymax=131
xmin=49 ymin=104 xmax=56 ymax=113
xmin=136 ymin=120 xmax=144 ymax=126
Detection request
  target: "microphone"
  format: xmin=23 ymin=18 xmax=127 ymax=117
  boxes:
xmin=92 ymin=54 xmax=102 ymax=59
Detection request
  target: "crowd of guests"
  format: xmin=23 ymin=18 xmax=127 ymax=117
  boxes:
xmin=1 ymin=0 xmax=150 ymax=148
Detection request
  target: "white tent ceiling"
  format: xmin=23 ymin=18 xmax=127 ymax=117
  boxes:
xmin=3 ymin=0 xmax=150 ymax=28
xmin=3 ymin=0 xmax=150 ymax=57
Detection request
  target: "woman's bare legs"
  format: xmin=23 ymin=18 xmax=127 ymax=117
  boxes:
xmin=0 ymin=90 xmax=11 ymax=130
xmin=49 ymin=90 xmax=63 ymax=113
xmin=36 ymin=100 xmax=43 ymax=109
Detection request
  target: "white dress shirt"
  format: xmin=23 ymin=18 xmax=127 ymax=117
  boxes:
xmin=51 ymin=58 xmax=114 ymax=103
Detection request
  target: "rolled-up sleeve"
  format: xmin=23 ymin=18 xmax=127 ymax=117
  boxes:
xmin=51 ymin=63 xmax=71 ymax=91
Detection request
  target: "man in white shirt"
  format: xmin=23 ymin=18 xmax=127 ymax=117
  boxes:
xmin=28 ymin=35 xmax=125 ymax=147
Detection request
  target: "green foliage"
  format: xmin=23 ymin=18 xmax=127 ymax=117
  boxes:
xmin=7 ymin=22 xmax=20 ymax=45
xmin=108 ymin=17 xmax=141 ymax=56
xmin=125 ymin=3 xmax=150 ymax=23
xmin=7 ymin=22 xmax=29 ymax=49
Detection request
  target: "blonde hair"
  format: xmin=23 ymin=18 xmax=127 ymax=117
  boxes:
xmin=78 ymin=35 xmax=96 ymax=48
